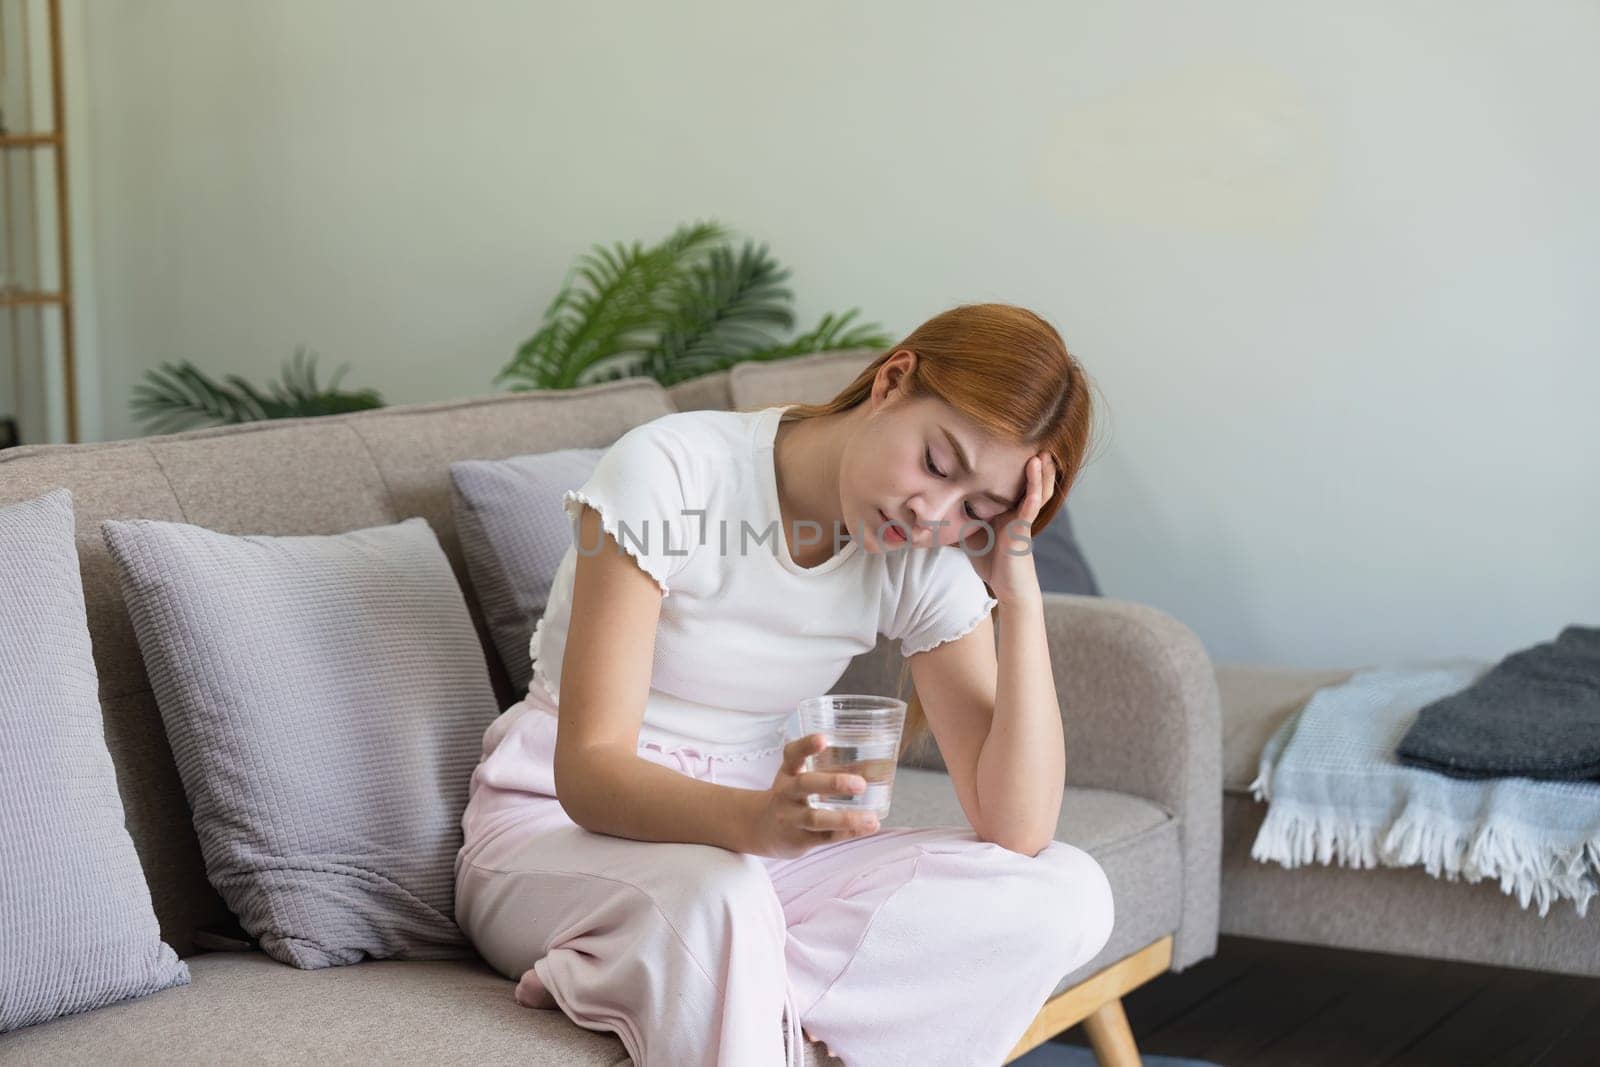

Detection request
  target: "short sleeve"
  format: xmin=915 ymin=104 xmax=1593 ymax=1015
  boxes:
xmin=882 ymin=545 xmax=1000 ymax=657
xmin=560 ymin=419 xmax=698 ymax=597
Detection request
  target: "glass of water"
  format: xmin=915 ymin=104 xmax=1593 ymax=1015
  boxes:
xmin=798 ymin=694 xmax=907 ymax=820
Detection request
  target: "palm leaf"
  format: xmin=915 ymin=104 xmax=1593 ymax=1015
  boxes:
xmin=499 ymin=219 xmax=895 ymax=393
xmin=729 ymin=308 xmax=895 ymax=366
xmin=130 ymin=350 xmax=384 ymax=434
xmin=496 ymin=221 xmax=729 ymax=391
xmin=130 ymin=362 xmax=267 ymax=433
xmin=648 ymin=240 xmax=798 ymax=386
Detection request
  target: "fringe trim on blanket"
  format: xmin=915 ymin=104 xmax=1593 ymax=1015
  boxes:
xmin=1247 ymin=793 xmax=1600 ymax=918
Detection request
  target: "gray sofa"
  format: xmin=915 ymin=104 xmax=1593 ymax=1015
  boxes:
xmin=0 ymin=351 xmax=1222 ymax=1064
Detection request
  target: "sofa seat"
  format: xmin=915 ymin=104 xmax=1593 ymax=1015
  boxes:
xmin=0 ymin=954 xmax=630 ymax=1066
xmin=2 ymin=774 xmax=1179 ymax=1064
xmin=1215 ymin=663 xmax=1357 ymax=796
xmin=1213 ymin=663 xmax=1600 ymax=979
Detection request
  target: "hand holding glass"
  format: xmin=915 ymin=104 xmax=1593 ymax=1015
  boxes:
xmin=798 ymin=694 xmax=906 ymax=820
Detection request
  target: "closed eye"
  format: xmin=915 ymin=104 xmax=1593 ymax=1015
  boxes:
xmin=926 ymin=446 xmax=983 ymax=521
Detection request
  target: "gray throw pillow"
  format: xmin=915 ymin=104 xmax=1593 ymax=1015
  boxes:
xmin=1 ymin=489 xmax=189 ymax=1032
xmin=1033 ymin=506 xmax=1101 ymax=597
xmin=100 ymin=515 xmax=499 ymax=970
xmin=450 ymin=448 xmax=603 ymax=695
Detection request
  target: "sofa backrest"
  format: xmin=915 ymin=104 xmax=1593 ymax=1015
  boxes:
xmin=664 ymin=348 xmax=876 ymax=411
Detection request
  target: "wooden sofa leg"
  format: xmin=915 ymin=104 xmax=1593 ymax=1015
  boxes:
xmin=1082 ymin=998 xmax=1140 ymax=1067
xmin=1003 ymin=936 xmax=1169 ymax=1064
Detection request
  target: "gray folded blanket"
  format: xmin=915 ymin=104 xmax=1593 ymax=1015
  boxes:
xmin=1396 ymin=625 xmax=1600 ymax=780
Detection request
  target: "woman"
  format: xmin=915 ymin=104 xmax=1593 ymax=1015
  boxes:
xmin=454 ymin=303 xmax=1115 ymax=1066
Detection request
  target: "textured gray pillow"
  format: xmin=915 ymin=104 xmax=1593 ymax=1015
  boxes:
xmin=1034 ymin=506 xmax=1102 ymax=597
xmin=1 ymin=489 xmax=189 ymax=1032
xmin=100 ymin=515 xmax=499 ymax=970
xmin=450 ymin=448 xmax=603 ymax=695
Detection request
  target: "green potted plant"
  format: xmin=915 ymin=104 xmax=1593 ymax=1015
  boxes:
xmin=496 ymin=220 xmax=891 ymax=391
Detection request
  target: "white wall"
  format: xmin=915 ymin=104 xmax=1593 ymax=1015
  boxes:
xmin=70 ymin=0 xmax=1599 ymax=668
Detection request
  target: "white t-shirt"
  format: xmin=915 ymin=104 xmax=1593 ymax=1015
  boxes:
xmin=527 ymin=403 xmax=999 ymax=754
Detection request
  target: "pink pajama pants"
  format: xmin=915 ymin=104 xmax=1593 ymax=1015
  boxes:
xmin=454 ymin=689 xmax=1115 ymax=1067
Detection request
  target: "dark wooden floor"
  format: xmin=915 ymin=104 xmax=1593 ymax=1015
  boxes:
xmin=1050 ymin=935 xmax=1600 ymax=1066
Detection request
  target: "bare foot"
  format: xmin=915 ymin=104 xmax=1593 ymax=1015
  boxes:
xmin=803 ymin=1026 xmax=845 ymax=1065
xmin=514 ymin=965 xmax=557 ymax=1009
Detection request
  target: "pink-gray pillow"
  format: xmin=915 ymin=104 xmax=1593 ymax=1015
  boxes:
xmin=100 ymin=515 xmax=500 ymax=969
xmin=450 ymin=448 xmax=603 ymax=695
xmin=1035 ymin=506 xmax=1101 ymax=597
xmin=0 ymin=489 xmax=189 ymax=1032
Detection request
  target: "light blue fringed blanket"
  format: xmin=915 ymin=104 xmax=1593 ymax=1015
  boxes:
xmin=1249 ymin=659 xmax=1600 ymax=917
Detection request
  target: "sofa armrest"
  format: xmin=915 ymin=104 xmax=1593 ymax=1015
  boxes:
xmin=1040 ymin=592 xmax=1221 ymax=969
xmin=840 ymin=592 xmax=1222 ymax=971
xmin=1040 ymin=594 xmax=1218 ymax=806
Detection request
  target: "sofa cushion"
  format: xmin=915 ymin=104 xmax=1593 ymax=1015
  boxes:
xmin=1030 ymin=507 xmax=1102 ymax=597
xmin=100 ymin=515 xmax=500 ymax=969
xmin=451 ymin=448 xmax=604 ymax=696
xmin=0 ymin=490 xmax=190 ymax=1032
xmin=0 ymin=955 xmax=631 ymax=1066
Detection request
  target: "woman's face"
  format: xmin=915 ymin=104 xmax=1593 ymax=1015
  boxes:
xmin=843 ymin=390 xmax=1038 ymax=554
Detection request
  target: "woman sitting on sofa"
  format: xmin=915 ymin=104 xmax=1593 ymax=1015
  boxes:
xmin=452 ymin=302 xmax=1114 ymax=1066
